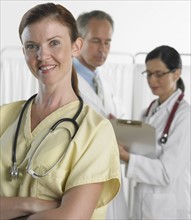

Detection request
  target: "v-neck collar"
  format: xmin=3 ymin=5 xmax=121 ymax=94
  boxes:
xmin=23 ymin=99 xmax=81 ymax=141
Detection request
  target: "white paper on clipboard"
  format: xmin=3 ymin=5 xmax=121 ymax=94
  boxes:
xmin=110 ymin=119 xmax=156 ymax=158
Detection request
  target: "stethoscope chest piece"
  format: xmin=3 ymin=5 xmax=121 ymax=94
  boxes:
xmin=146 ymin=92 xmax=184 ymax=145
xmin=159 ymin=134 xmax=168 ymax=144
xmin=10 ymin=163 xmax=19 ymax=181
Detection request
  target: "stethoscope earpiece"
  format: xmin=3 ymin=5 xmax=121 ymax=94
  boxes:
xmin=27 ymin=169 xmax=39 ymax=178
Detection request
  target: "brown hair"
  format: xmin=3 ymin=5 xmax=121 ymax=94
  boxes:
xmin=19 ymin=3 xmax=79 ymax=95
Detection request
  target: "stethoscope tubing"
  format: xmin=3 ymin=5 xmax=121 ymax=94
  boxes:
xmin=10 ymin=94 xmax=83 ymax=180
xmin=26 ymin=128 xmax=71 ymax=178
xmin=12 ymin=94 xmax=37 ymax=164
xmin=145 ymin=92 xmax=184 ymax=144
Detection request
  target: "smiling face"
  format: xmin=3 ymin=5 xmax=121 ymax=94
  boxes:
xmin=21 ymin=17 xmax=80 ymax=87
xmin=146 ymin=58 xmax=180 ymax=102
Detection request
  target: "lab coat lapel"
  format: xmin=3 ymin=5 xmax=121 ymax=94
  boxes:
xmin=77 ymin=74 xmax=106 ymax=116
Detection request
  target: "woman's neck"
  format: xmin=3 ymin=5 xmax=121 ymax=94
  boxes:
xmin=35 ymin=93 xmax=77 ymax=109
xmin=159 ymin=88 xmax=177 ymax=104
xmin=35 ymin=83 xmax=78 ymax=109
xmin=30 ymin=87 xmax=78 ymax=131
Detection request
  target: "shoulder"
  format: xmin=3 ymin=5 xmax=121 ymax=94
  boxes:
xmin=80 ymin=104 xmax=107 ymax=124
xmin=179 ymin=99 xmax=190 ymax=117
xmin=0 ymin=100 xmax=25 ymax=135
xmin=78 ymin=104 xmax=115 ymax=136
xmin=174 ymin=99 xmax=190 ymax=126
xmin=178 ymin=98 xmax=190 ymax=113
xmin=1 ymin=100 xmax=25 ymax=114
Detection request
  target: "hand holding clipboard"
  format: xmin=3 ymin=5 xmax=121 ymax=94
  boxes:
xmin=110 ymin=119 xmax=156 ymax=158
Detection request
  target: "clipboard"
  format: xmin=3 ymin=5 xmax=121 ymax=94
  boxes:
xmin=110 ymin=119 xmax=156 ymax=158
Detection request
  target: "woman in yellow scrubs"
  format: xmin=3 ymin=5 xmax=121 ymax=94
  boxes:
xmin=0 ymin=3 xmax=120 ymax=219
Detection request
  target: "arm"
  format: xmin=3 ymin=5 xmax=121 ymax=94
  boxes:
xmin=0 ymin=197 xmax=59 ymax=219
xmin=27 ymin=182 xmax=103 ymax=220
xmin=124 ymin=103 xmax=190 ymax=186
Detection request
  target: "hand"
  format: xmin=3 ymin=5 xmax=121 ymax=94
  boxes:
xmin=0 ymin=197 xmax=60 ymax=219
xmin=118 ymin=143 xmax=130 ymax=163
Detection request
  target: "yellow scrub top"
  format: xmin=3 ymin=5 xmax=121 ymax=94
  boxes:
xmin=0 ymin=99 xmax=121 ymax=219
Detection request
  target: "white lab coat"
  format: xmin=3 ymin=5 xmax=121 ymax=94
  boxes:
xmin=126 ymin=89 xmax=191 ymax=219
xmin=77 ymin=74 xmax=106 ymax=116
xmin=77 ymin=73 xmax=128 ymax=119
xmin=77 ymin=73 xmax=130 ymax=219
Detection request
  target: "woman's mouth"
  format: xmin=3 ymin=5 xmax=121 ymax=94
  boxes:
xmin=39 ymin=65 xmax=56 ymax=74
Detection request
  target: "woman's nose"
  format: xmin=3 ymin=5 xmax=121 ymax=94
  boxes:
xmin=37 ymin=47 xmax=50 ymax=61
xmin=148 ymin=75 xmax=158 ymax=86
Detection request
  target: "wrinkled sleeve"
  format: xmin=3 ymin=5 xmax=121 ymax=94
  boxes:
xmin=65 ymin=119 xmax=121 ymax=208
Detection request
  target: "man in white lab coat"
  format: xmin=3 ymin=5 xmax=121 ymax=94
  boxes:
xmin=73 ymin=10 xmax=127 ymax=119
xmin=73 ymin=10 xmax=129 ymax=219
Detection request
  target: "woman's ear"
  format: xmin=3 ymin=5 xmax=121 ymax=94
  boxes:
xmin=72 ymin=37 xmax=83 ymax=57
xmin=174 ymin=68 xmax=181 ymax=81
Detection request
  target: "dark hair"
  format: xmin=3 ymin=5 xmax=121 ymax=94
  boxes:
xmin=77 ymin=10 xmax=114 ymax=38
xmin=145 ymin=45 xmax=185 ymax=92
xmin=19 ymin=3 xmax=79 ymax=95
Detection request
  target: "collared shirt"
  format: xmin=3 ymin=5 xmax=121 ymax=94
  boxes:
xmin=73 ymin=58 xmax=98 ymax=92
xmin=73 ymin=58 xmax=128 ymax=118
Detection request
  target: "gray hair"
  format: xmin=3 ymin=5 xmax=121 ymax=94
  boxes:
xmin=76 ymin=10 xmax=114 ymax=38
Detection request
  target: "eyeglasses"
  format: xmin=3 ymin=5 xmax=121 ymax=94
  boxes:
xmin=142 ymin=69 xmax=176 ymax=78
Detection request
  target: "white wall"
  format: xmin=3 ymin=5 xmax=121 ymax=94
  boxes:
xmin=1 ymin=0 xmax=190 ymax=114
xmin=1 ymin=0 xmax=190 ymax=55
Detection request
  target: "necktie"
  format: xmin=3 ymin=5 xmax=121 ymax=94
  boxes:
xmin=93 ymin=76 xmax=104 ymax=104
xmin=93 ymin=77 xmax=99 ymax=94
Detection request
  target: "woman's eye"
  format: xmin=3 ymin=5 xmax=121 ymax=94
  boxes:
xmin=25 ymin=44 xmax=38 ymax=51
xmin=50 ymin=40 xmax=60 ymax=46
xmin=155 ymin=71 xmax=164 ymax=77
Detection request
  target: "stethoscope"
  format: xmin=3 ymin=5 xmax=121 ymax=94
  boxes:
xmin=145 ymin=92 xmax=184 ymax=144
xmin=10 ymin=94 xmax=83 ymax=181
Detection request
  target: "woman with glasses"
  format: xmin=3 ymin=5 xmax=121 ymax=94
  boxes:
xmin=0 ymin=3 xmax=121 ymax=219
xmin=119 ymin=45 xmax=190 ymax=219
